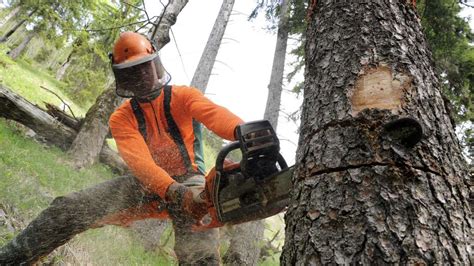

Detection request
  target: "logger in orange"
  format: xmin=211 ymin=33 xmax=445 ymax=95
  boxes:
xmin=0 ymin=31 xmax=243 ymax=265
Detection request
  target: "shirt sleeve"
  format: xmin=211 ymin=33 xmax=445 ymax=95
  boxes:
xmin=182 ymin=87 xmax=244 ymax=140
xmin=109 ymin=109 xmax=175 ymax=199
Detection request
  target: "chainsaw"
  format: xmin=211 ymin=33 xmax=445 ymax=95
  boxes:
xmin=199 ymin=120 xmax=294 ymax=229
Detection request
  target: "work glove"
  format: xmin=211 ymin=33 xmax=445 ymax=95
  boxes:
xmin=165 ymin=182 xmax=208 ymax=221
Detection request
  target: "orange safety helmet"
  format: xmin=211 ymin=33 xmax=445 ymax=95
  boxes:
xmin=110 ymin=31 xmax=170 ymax=98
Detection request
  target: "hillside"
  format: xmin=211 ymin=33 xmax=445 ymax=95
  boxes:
xmin=0 ymin=44 xmax=282 ymax=265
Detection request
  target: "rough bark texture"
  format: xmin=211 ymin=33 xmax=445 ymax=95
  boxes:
xmin=150 ymin=0 xmax=189 ymax=49
xmin=0 ymin=84 xmax=128 ymax=174
xmin=281 ymin=1 xmax=472 ymax=265
xmin=0 ymin=84 xmax=76 ymax=149
xmin=223 ymin=221 xmax=265 ymax=266
xmin=263 ymin=0 xmax=289 ymax=129
xmin=67 ymin=85 xmax=123 ymax=168
xmin=190 ymin=0 xmax=234 ymax=93
xmin=8 ymin=31 xmax=34 ymax=59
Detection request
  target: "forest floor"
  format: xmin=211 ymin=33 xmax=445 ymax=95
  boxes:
xmin=0 ymin=45 xmax=283 ymax=265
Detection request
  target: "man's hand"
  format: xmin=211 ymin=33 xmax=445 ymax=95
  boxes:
xmin=166 ymin=182 xmax=208 ymax=221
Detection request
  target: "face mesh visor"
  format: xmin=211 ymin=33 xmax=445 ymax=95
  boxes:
xmin=113 ymin=54 xmax=170 ymax=98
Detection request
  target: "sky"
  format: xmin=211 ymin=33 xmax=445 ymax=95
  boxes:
xmin=145 ymin=0 xmax=303 ymax=165
xmin=145 ymin=1 xmax=474 ymax=165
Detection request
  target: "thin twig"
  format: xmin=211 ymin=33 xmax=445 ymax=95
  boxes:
xmin=459 ymin=1 xmax=474 ymax=8
xmin=69 ymin=18 xmax=156 ymax=32
xmin=40 ymin=86 xmax=77 ymax=120
xmin=122 ymin=1 xmax=145 ymax=12
xmin=170 ymin=28 xmax=190 ymax=82
xmin=151 ymin=0 xmax=171 ymax=39
xmin=141 ymin=0 xmax=150 ymax=23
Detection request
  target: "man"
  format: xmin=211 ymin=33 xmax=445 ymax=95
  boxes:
xmin=0 ymin=31 xmax=243 ymax=265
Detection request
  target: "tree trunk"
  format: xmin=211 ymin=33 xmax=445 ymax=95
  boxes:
xmin=55 ymin=49 xmax=73 ymax=80
xmin=223 ymin=221 xmax=265 ymax=266
xmin=281 ymin=1 xmax=471 ymax=265
xmin=66 ymin=0 xmax=190 ymax=169
xmin=190 ymin=0 xmax=234 ymax=93
xmin=130 ymin=219 xmax=168 ymax=252
xmin=149 ymin=0 xmax=189 ymax=49
xmin=263 ymin=0 xmax=289 ymax=130
xmin=0 ymin=84 xmax=128 ymax=174
xmin=8 ymin=31 xmax=34 ymax=59
xmin=0 ymin=6 xmax=20 ymax=28
xmin=67 ymin=84 xmax=123 ymax=167
xmin=224 ymin=1 xmax=290 ymax=264
xmin=0 ymin=8 xmax=36 ymax=43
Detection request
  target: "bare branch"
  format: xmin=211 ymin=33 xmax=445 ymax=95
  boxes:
xmin=170 ymin=28 xmax=191 ymax=82
xmin=40 ymin=86 xmax=77 ymax=120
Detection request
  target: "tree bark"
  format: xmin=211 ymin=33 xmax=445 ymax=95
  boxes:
xmin=8 ymin=31 xmax=34 ymax=59
xmin=149 ymin=0 xmax=189 ymax=49
xmin=224 ymin=1 xmax=290 ymax=264
xmin=67 ymin=84 xmax=123 ymax=167
xmin=190 ymin=0 xmax=234 ymax=93
xmin=55 ymin=51 xmax=73 ymax=80
xmin=0 ymin=84 xmax=128 ymax=174
xmin=263 ymin=0 xmax=289 ymax=129
xmin=0 ymin=8 xmax=36 ymax=43
xmin=223 ymin=221 xmax=265 ymax=266
xmin=67 ymin=0 xmax=190 ymax=169
xmin=281 ymin=1 xmax=472 ymax=265
xmin=0 ymin=6 xmax=20 ymax=28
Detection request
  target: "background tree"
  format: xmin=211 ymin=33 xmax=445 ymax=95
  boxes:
xmin=281 ymin=1 xmax=471 ymax=264
xmin=417 ymin=0 xmax=473 ymax=158
xmin=3 ymin=0 xmax=96 ymax=59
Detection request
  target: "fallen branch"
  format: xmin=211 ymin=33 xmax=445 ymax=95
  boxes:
xmin=40 ymin=85 xmax=77 ymax=120
xmin=0 ymin=84 xmax=128 ymax=174
xmin=45 ymin=103 xmax=82 ymax=131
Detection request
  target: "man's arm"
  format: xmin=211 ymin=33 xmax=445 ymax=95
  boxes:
xmin=181 ymin=87 xmax=244 ymax=140
xmin=109 ymin=110 xmax=175 ymax=199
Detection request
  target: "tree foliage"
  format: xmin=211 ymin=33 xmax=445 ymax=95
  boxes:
xmin=417 ymin=0 xmax=473 ymax=154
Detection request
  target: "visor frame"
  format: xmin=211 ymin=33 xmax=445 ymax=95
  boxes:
xmin=112 ymin=53 xmax=159 ymax=70
xmin=113 ymin=54 xmax=171 ymax=99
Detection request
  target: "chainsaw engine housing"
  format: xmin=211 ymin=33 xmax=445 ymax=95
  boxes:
xmin=212 ymin=120 xmax=293 ymax=224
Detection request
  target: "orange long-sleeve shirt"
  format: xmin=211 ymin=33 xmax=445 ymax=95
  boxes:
xmin=109 ymin=85 xmax=243 ymax=199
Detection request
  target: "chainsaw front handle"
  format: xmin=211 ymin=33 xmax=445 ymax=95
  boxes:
xmin=215 ymin=141 xmax=240 ymax=173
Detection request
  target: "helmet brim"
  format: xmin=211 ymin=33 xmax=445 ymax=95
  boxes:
xmin=112 ymin=53 xmax=158 ymax=69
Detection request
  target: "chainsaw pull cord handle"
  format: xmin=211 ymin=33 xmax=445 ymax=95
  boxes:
xmin=215 ymin=141 xmax=240 ymax=173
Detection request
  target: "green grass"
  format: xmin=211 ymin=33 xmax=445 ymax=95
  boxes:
xmin=0 ymin=47 xmax=176 ymax=263
xmin=0 ymin=120 xmax=176 ymax=264
xmin=0 ymin=44 xmax=86 ymax=116
xmin=0 ymin=41 xmax=284 ymax=264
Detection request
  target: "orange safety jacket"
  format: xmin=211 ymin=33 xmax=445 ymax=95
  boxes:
xmin=109 ymin=85 xmax=243 ymax=199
